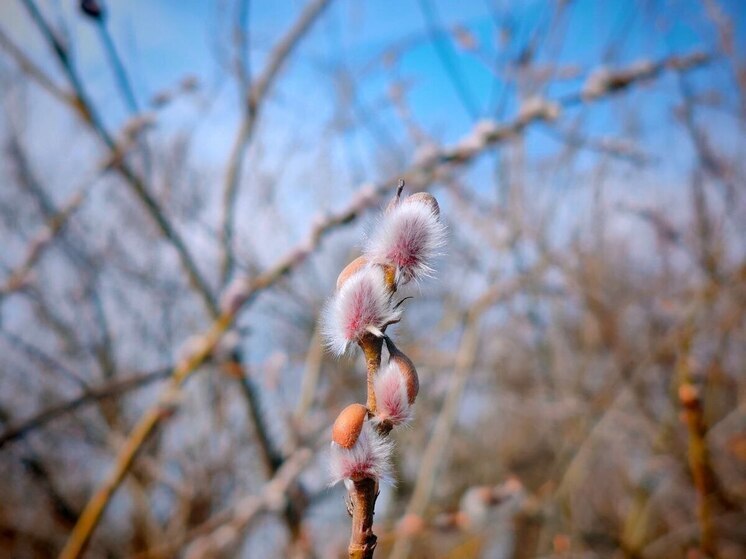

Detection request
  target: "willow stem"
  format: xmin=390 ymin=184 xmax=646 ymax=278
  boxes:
xmin=348 ymin=478 xmax=379 ymax=558
xmin=360 ymin=334 xmax=383 ymax=414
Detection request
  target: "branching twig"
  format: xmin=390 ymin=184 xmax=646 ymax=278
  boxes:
xmin=0 ymin=191 xmax=84 ymax=297
xmin=183 ymin=448 xmax=312 ymax=558
xmin=20 ymin=0 xmax=219 ymax=318
xmin=219 ymin=0 xmax=332 ymax=284
xmin=128 ymin=448 xmax=311 ymax=558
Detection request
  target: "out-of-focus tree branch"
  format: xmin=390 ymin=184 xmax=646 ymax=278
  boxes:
xmin=135 ymin=447 xmax=312 ymax=559
xmin=219 ymin=0 xmax=333 ymax=285
xmin=19 ymin=0 xmax=219 ymax=318
xmin=0 ymin=25 xmax=71 ymax=104
xmin=0 ymin=368 xmax=172 ymax=449
xmin=388 ymin=265 xmax=548 ymax=559
xmin=0 ymin=190 xmax=85 ymax=298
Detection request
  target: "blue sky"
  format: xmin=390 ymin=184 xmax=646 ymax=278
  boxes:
xmin=1 ymin=0 xmax=744 ymax=212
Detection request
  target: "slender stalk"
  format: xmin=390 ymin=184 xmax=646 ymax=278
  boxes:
xmin=677 ymin=324 xmax=718 ymax=558
xmin=343 ymin=334 xmax=384 ymax=558
xmin=58 ymin=400 xmax=167 ymax=559
xmin=348 ymin=478 xmax=379 ymax=559
xmin=360 ymin=334 xmax=383 ymax=414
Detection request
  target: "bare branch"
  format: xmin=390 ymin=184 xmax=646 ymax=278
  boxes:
xmin=138 ymin=448 xmax=313 ymax=558
xmin=0 ymin=190 xmax=85 ymax=298
xmin=219 ymin=0 xmax=332 ymax=284
xmin=0 ymin=368 xmax=171 ymax=449
xmin=20 ymin=0 xmax=219 ymax=317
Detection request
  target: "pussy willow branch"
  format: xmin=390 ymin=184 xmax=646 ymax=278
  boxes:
xmin=361 ymin=334 xmax=384 ymax=414
xmin=344 ymin=263 xmax=400 ymax=558
xmin=57 ymin=49 xmax=710 ymax=558
xmin=348 ymin=477 xmax=380 ymax=559
xmin=344 ymin=334 xmax=387 ymax=559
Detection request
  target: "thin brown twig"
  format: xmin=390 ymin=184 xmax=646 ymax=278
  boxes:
xmin=129 ymin=448 xmax=311 ymax=559
xmin=184 ymin=448 xmax=312 ymax=558
xmin=677 ymin=322 xmax=718 ymax=557
xmin=0 ymin=25 xmax=72 ymax=104
xmin=346 ymin=333 xmax=387 ymax=559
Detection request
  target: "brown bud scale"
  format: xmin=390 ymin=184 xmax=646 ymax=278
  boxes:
xmin=336 ymin=256 xmax=369 ymax=291
xmin=332 ymin=403 xmax=368 ymax=448
xmin=404 ymin=192 xmax=440 ymax=217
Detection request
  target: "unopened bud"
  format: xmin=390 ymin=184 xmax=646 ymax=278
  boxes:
xmin=678 ymin=383 xmax=699 ymax=408
xmin=385 ymin=338 xmax=419 ymax=404
xmin=336 ymin=256 xmax=369 ymax=291
xmin=404 ymin=191 xmax=440 ymax=217
xmin=80 ymin=0 xmax=103 ymax=19
xmin=332 ymin=403 xmax=368 ymax=448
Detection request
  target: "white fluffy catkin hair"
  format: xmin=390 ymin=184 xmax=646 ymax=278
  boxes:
xmin=329 ymin=422 xmax=394 ymax=486
xmin=364 ymin=198 xmax=446 ymax=284
xmin=373 ymin=362 xmax=413 ymax=426
xmin=322 ymin=265 xmax=400 ymax=356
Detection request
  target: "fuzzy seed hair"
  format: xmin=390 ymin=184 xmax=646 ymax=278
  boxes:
xmin=365 ymin=198 xmax=446 ymax=284
xmin=329 ymin=421 xmax=394 ymax=485
xmin=373 ymin=362 xmax=413 ymax=426
xmin=322 ymin=266 xmax=400 ymax=355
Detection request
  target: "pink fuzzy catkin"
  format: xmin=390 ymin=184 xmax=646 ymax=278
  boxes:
xmin=329 ymin=422 xmax=393 ymax=485
xmin=365 ymin=197 xmax=446 ymax=284
xmin=323 ymin=265 xmax=399 ymax=355
xmin=373 ymin=362 xmax=412 ymax=426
